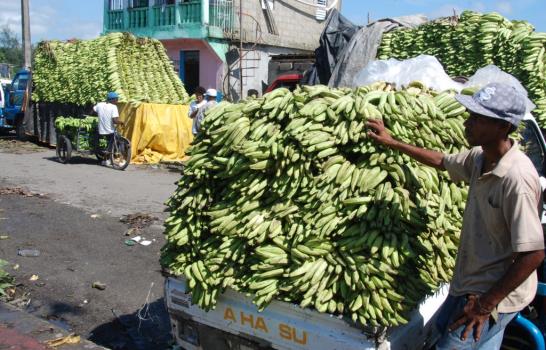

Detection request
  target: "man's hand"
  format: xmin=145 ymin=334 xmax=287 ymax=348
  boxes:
xmin=366 ymin=119 xmax=395 ymax=147
xmin=113 ymin=118 xmax=124 ymax=126
xmin=448 ymin=295 xmax=492 ymax=341
xmin=365 ymin=118 xmax=446 ymax=169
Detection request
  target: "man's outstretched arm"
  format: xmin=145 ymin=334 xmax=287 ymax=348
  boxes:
xmin=366 ymin=118 xmax=446 ymax=170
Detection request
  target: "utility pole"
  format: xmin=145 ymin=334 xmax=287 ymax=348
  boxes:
xmin=21 ymin=0 xmax=32 ymax=69
xmin=239 ymin=0 xmax=243 ymax=100
xmin=21 ymin=0 xmax=32 ymax=140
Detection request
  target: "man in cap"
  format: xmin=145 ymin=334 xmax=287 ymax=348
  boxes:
xmin=93 ymin=91 xmax=124 ymax=165
xmin=193 ymin=88 xmax=218 ymax=135
xmin=366 ymin=83 xmax=544 ymax=348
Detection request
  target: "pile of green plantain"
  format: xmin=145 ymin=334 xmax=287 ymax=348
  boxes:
xmin=55 ymin=116 xmax=106 ymax=150
xmin=33 ymin=32 xmax=189 ymax=106
xmin=378 ymin=10 xmax=546 ymax=127
xmin=160 ymin=81 xmax=473 ymax=327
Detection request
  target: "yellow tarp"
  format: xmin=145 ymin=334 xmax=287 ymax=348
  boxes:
xmin=118 ymin=102 xmax=194 ymax=164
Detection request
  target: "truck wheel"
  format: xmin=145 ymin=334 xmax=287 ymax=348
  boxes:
xmin=56 ymin=136 xmax=72 ymax=164
xmin=15 ymin=116 xmax=27 ymax=140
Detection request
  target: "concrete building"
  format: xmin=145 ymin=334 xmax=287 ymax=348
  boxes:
xmin=103 ymin=0 xmax=341 ymax=100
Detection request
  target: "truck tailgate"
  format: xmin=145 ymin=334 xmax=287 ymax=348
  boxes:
xmin=166 ymin=277 xmax=448 ymax=350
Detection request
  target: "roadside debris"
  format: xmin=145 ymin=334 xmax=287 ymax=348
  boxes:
xmin=92 ymin=282 xmax=106 ymax=291
xmin=30 ymin=275 xmax=39 ymax=281
xmin=0 ymin=235 xmax=9 ymax=240
xmin=124 ymin=239 xmax=136 ymax=246
xmin=45 ymin=333 xmax=81 ymax=347
xmin=0 ymin=260 xmax=14 ymax=298
xmin=18 ymin=249 xmax=40 ymax=257
xmin=120 ymin=212 xmax=158 ymax=230
xmin=0 ymin=187 xmax=46 ymax=197
xmin=125 ymin=227 xmax=138 ymax=236
xmin=161 ymin=160 xmax=184 ymax=172
xmin=8 ymin=294 xmax=29 ymax=308
xmin=90 ymin=214 xmax=101 ymax=219
xmin=127 ymin=235 xmax=153 ymax=246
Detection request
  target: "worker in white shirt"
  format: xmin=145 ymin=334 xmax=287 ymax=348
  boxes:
xmin=93 ymin=91 xmax=124 ymax=165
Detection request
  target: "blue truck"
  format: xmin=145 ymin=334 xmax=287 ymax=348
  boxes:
xmin=0 ymin=69 xmax=31 ymax=139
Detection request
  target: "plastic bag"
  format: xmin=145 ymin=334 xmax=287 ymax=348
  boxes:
xmin=353 ymin=55 xmax=463 ymax=92
xmin=464 ymin=65 xmax=536 ymax=113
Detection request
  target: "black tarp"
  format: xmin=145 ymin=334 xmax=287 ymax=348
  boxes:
xmin=328 ymin=15 xmax=428 ymax=88
xmin=301 ymin=9 xmax=360 ymax=85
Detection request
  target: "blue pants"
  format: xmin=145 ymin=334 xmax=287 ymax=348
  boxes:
xmin=435 ymin=295 xmax=517 ymax=350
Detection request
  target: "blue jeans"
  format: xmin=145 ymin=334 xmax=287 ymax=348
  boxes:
xmin=435 ymin=295 xmax=517 ymax=350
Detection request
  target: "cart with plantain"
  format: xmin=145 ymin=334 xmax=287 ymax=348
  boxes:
xmin=55 ymin=116 xmax=131 ymax=170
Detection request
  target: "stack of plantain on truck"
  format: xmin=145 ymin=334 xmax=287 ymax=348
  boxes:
xmin=378 ymin=10 xmax=546 ymax=128
xmin=161 ymin=81 xmax=472 ymax=327
xmin=33 ymin=32 xmax=188 ymax=106
xmin=30 ymin=32 xmax=189 ymax=144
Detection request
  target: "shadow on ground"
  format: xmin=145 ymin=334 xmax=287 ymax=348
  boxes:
xmin=88 ymin=297 xmax=173 ymax=350
xmin=0 ymin=134 xmax=50 ymax=154
xmin=43 ymin=155 xmax=102 ymax=166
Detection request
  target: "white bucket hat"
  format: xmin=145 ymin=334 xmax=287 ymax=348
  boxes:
xmin=205 ymin=88 xmax=217 ymax=97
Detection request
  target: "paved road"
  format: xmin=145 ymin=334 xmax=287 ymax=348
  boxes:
xmin=0 ymin=144 xmax=181 ymax=218
xmin=0 ymin=139 xmax=185 ymax=349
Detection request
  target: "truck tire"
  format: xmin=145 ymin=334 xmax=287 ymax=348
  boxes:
xmin=15 ymin=115 xmax=27 ymax=140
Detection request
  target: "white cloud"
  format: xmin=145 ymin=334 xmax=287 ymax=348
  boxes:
xmin=427 ymin=1 xmax=498 ymax=20
xmin=471 ymin=2 xmax=487 ymax=12
xmin=0 ymin=1 xmax=23 ymax=36
xmin=402 ymin=0 xmax=428 ymax=5
xmin=427 ymin=4 xmax=463 ymax=19
xmin=494 ymin=1 xmax=513 ymax=15
xmin=55 ymin=22 xmax=102 ymax=42
xmin=0 ymin=0 xmax=101 ymax=43
xmin=29 ymin=4 xmax=56 ymax=38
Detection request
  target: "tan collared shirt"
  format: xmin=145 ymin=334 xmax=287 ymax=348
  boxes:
xmin=443 ymin=141 xmax=544 ymax=313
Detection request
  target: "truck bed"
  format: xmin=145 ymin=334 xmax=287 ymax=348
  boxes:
xmin=165 ymin=276 xmax=449 ymax=350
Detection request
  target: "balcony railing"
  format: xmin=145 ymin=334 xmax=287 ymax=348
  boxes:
xmin=179 ymin=1 xmax=201 ymax=24
xmin=128 ymin=7 xmax=148 ymax=28
xmin=105 ymin=1 xmax=235 ymax=36
xmin=108 ymin=10 xmax=124 ymax=30
xmin=153 ymin=4 xmax=177 ymax=26
xmin=210 ymin=1 xmax=234 ymax=34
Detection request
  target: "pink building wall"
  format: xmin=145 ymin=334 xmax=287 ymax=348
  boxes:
xmin=161 ymin=39 xmax=224 ymax=94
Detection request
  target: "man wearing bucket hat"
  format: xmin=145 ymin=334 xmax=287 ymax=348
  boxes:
xmin=366 ymin=83 xmax=544 ymax=349
xmin=93 ymin=92 xmax=124 ymax=165
xmin=193 ymin=88 xmax=218 ymax=135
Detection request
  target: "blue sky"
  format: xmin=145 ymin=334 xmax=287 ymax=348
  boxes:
xmin=1 ymin=0 xmax=545 ymax=42
xmin=341 ymin=0 xmax=546 ymax=32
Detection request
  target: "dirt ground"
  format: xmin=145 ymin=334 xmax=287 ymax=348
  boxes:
xmin=0 ymin=136 xmax=185 ymax=349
